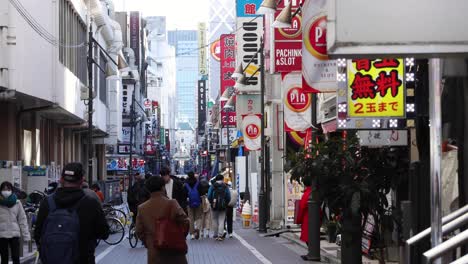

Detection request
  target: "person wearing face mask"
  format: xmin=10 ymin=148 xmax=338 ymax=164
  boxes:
xmin=0 ymin=181 xmax=30 ymax=264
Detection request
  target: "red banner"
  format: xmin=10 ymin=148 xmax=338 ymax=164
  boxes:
xmin=274 ymin=0 xmax=303 ymax=72
xmin=220 ymin=34 xmax=237 ymax=126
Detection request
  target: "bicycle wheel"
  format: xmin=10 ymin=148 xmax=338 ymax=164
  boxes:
xmin=106 ymin=209 xmax=127 ymax=225
xmin=129 ymin=225 xmax=139 ymax=248
xmin=104 ymin=217 xmax=125 ymax=245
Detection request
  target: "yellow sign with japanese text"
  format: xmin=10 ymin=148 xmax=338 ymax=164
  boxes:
xmin=347 ymin=59 xmax=405 ymax=117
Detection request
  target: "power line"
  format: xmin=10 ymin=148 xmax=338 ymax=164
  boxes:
xmin=154 ymin=15 xmax=263 ymax=60
xmin=9 ymin=0 xmax=86 ymax=48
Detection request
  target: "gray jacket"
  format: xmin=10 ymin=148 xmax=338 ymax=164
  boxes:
xmin=0 ymin=201 xmax=31 ymax=240
xmin=228 ymin=189 xmax=238 ymax=207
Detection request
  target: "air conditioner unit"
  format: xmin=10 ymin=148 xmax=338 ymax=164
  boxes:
xmin=318 ymin=94 xmax=337 ymax=124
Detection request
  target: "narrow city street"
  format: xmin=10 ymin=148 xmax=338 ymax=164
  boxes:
xmin=95 ymin=225 xmax=310 ymax=264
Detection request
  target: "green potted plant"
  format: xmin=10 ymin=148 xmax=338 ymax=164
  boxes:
xmin=289 ymin=133 xmax=405 ymax=264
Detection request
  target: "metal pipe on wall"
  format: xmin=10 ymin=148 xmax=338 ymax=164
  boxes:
xmin=429 ymin=58 xmax=443 ymax=264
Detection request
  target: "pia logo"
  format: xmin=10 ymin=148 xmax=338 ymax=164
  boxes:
xmin=304 ymin=15 xmax=328 ymax=60
xmin=245 ymin=124 xmax=260 ymax=139
xmin=286 ymin=87 xmax=311 ymax=113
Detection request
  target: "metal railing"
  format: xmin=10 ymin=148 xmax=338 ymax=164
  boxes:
xmin=404 ymin=204 xmax=468 ymax=263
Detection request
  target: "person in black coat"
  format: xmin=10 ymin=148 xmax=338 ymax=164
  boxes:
xmin=34 ymin=163 xmax=109 ymax=264
xmin=160 ymin=167 xmax=187 ymax=212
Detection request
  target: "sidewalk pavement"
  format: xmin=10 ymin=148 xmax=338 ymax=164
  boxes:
xmin=19 ymin=241 xmax=38 ymax=264
xmin=280 ymin=230 xmax=398 ymax=264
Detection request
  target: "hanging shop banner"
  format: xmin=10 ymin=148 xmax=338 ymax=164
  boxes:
xmin=236 ymin=94 xmax=261 ymax=128
xmin=144 ymin=135 xmax=155 ymax=155
xmin=107 ymin=158 xmax=145 ymax=171
xmin=347 ymin=59 xmax=405 ymax=118
xmin=198 ymin=80 xmax=207 ymax=133
xmin=236 ymin=0 xmax=263 ymax=93
xmin=283 ymin=72 xmax=312 ymax=131
xmin=274 ymin=0 xmax=303 ymax=72
xmin=242 ymin=114 xmax=262 ymax=151
xmin=122 ymin=84 xmax=134 ymax=116
xmin=357 ymin=130 xmax=408 ymax=147
xmin=302 ymin=0 xmax=336 ymax=92
xmin=122 ymin=127 xmax=131 ymax=144
xmin=130 ymin=12 xmax=141 ymax=69
xmin=236 ymin=0 xmax=263 ymax=17
xmin=198 ymin=23 xmax=208 ymax=76
xmin=220 ymin=128 xmax=238 ymax=146
xmin=220 ymin=34 xmax=237 ymax=127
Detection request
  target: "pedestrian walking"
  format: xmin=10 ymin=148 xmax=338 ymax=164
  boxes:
xmin=184 ymin=172 xmax=203 ymax=240
xmin=199 ymin=179 xmax=211 ymax=238
xmin=34 ymin=162 xmax=110 ymax=264
xmin=136 ymin=176 xmax=189 ymax=264
xmin=128 ymin=172 xmax=150 ymax=223
xmin=223 ymin=181 xmax=238 ymax=239
xmin=0 ymin=181 xmax=30 ymax=264
xmin=208 ymin=174 xmax=231 ymax=241
xmin=91 ymin=183 xmax=105 ymax=203
xmin=161 ymin=167 xmax=187 ymax=212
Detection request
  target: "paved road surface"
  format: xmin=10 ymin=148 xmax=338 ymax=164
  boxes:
xmin=95 ymin=226 xmax=313 ymax=264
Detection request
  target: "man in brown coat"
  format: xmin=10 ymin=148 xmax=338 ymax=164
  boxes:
xmin=136 ymin=176 xmax=190 ymax=264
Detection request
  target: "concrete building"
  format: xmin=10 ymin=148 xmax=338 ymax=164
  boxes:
xmin=168 ymin=30 xmax=198 ymax=128
xmin=0 ymin=0 xmax=125 ymax=192
xmin=146 ymin=16 xmax=177 ymax=155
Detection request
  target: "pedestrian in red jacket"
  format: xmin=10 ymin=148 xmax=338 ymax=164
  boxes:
xmin=297 ymin=177 xmax=312 ymax=244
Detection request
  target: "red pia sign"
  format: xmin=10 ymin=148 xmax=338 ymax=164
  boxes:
xmin=274 ymin=0 xmax=303 ymax=72
xmin=220 ymin=34 xmax=237 ymax=127
xmin=245 ymin=123 xmax=260 ymax=139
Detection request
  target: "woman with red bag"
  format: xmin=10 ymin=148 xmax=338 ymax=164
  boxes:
xmin=136 ymin=176 xmax=190 ymax=264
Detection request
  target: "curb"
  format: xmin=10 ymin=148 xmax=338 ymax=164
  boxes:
xmin=280 ymin=233 xmax=341 ymax=264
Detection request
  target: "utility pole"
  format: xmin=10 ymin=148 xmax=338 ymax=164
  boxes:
xmin=128 ymin=89 xmax=136 ymax=188
xmin=303 ymin=93 xmax=321 ymax=261
xmin=258 ymin=39 xmax=267 ymax=233
xmin=87 ymin=23 xmax=94 ymax=185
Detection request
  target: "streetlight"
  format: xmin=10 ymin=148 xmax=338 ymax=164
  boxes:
xmin=86 ymin=22 xmax=124 ymax=185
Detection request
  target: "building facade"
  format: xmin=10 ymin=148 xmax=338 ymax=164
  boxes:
xmin=0 ymin=0 xmax=125 ymax=192
xmin=168 ymin=30 xmax=199 ymax=128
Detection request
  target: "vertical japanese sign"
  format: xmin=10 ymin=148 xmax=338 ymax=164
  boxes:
xmin=274 ymin=0 xmax=303 ymax=72
xmin=347 ymin=59 xmax=405 ymax=117
xmin=301 ymin=0 xmax=336 ymax=92
xmin=198 ymin=80 xmax=207 ymax=133
xmin=198 ymin=23 xmax=208 ymax=76
xmin=165 ymin=129 xmax=170 ymax=151
xmin=283 ymin=73 xmax=312 ymax=131
xmin=220 ymin=34 xmax=237 ymax=127
xmin=122 ymin=84 xmax=134 ymax=116
xmin=236 ymin=94 xmax=261 ymax=128
xmin=236 ymin=0 xmax=263 ymax=93
xmin=242 ymin=114 xmax=262 ymax=151
xmin=130 ymin=12 xmax=140 ymax=69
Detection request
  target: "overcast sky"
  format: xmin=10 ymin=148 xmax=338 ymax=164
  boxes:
xmin=113 ymin=0 xmax=209 ymax=30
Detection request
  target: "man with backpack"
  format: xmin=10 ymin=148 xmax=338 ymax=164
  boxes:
xmin=184 ymin=171 xmax=203 ymax=240
xmin=34 ymin=163 xmax=110 ymax=264
xmin=207 ymin=174 xmax=231 ymax=241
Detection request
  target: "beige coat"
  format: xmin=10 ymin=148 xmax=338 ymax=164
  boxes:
xmin=136 ymin=191 xmax=189 ymax=264
xmin=0 ymin=201 xmax=30 ymax=240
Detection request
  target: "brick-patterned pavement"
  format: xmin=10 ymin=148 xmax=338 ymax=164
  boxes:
xmin=95 ymin=225 xmax=314 ymax=264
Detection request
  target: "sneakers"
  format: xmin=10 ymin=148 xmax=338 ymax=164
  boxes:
xmin=191 ymin=234 xmax=195 ymax=240
xmin=222 ymin=231 xmax=227 ymax=239
xmin=229 ymin=233 xmax=233 ymax=238
xmin=216 ymin=237 xmax=224 ymax=241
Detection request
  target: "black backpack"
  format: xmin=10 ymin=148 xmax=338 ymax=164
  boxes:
xmin=211 ymin=184 xmax=227 ymax=211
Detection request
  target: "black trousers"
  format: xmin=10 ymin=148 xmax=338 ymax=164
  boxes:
xmin=0 ymin=237 xmax=20 ymax=264
xmin=225 ymin=206 xmax=234 ymax=234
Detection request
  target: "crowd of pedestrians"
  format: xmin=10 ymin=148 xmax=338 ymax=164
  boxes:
xmin=0 ymin=162 xmax=239 ymax=264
